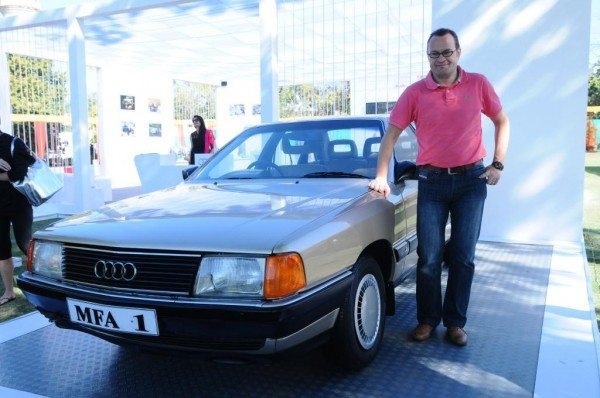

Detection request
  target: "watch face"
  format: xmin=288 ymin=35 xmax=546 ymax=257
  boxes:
xmin=492 ymin=161 xmax=504 ymax=171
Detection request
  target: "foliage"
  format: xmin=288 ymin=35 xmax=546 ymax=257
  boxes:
xmin=279 ymin=81 xmax=351 ymax=118
xmin=88 ymin=92 xmax=98 ymax=144
xmin=8 ymin=54 xmax=68 ymax=115
xmin=590 ymin=60 xmax=600 ymax=106
xmin=584 ymin=151 xmax=600 ymax=329
xmin=173 ymin=79 xmax=217 ymax=120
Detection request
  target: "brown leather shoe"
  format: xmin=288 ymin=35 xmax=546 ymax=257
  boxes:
xmin=446 ymin=326 xmax=468 ymax=346
xmin=410 ymin=324 xmax=435 ymax=342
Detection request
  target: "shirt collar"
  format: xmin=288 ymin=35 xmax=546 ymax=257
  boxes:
xmin=425 ymin=66 xmax=465 ymax=90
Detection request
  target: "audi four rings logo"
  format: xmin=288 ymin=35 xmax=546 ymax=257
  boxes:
xmin=94 ymin=260 xmax=137 ymax=281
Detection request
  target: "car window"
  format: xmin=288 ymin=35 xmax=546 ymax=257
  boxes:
xmin=326 ymin=126 xmax=381 ymax=161
xmin=393 ymin=128 xmax=418 ymax=162
xmin=273 ymin=130 xmax=324 ymax=166
xmin=205 ymin=132 xmax=274 ymax=179
xmin=194 ymin=120 xmax=386 ymax=180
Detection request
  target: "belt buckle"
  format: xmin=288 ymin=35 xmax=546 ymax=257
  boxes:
xmin=447 ymin=167 xmax=458 ymax=175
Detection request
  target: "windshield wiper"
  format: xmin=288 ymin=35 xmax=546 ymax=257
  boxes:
xmin=302 ymin=171 xmax=367 ymax=179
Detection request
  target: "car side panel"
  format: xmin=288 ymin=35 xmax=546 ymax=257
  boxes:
xmin=274 ymin=193 xmax=400 ymax=288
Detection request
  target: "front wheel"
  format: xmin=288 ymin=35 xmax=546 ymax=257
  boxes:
xmin=326 ymin=256 xmax=386 ymax=370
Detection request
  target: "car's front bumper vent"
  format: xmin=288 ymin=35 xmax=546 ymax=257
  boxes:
xmin=62 ymin=244 xmax=200 ymax=295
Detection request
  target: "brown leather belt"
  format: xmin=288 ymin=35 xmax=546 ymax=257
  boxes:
xmin=420 ymin=160 xmax=483 ymax=175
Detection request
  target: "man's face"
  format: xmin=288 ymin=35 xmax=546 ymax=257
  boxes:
xmin=427 ymin=33 xmax=461 ymax=82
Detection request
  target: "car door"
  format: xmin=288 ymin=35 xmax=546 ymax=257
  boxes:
xmin=391 ymin=126 xmax=418 ymax=282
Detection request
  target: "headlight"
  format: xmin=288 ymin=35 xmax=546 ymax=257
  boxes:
xmin=193 ymin=253 xmax=307 ymax=299
xmin=28 ymin=240 xmax=64 ymax=280
xmin=194 ymin=257 xmax=265 ymax=297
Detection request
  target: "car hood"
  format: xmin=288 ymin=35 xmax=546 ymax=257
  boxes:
xmin=37 ymin=179 xmax=371 ymax=253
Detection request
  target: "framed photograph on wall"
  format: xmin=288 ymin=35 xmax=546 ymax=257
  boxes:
xmin=121 ymin=121 xmax=135 ymax=136
xmin=148 ymin=98 xmax=161 ymax=113
xmin=149 ymin=123 xmax=162 ymax=137
xmin=229 ymin=104 xmax=245 ymax=116
xmin=120 ymin=95 xmax=135 ymax=110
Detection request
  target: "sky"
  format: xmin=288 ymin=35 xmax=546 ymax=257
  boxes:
xmin=37 ymin=0 xmax=600 ymax=68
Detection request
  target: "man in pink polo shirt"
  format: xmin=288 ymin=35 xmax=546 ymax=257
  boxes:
xmin=369 ymin=28 xmax=510 ymax=346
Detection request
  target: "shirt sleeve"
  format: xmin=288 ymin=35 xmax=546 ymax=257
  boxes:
xmin=8 ymin=138 xmax=34 ymax=183
xmin=480 ymin=76 xmax=502 ymax=118
xmin=389 ymin=88 xmax=415 ymax=131
xmin=206 ymin=130 xmax=215 ymax=152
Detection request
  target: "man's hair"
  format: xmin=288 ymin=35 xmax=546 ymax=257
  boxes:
xmin=428 ymin=28 xmax=460 ymax=49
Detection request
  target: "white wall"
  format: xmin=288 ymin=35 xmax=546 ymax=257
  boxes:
xmin=215 ymin=79 xmax=261 ymax=147
xmin=98 ymin=71 xmax=260 ymax=189
xmin=99 ymin=65 xmax=176 ymax=188
xmin=433 ymin=0 xmax=591 ymax=244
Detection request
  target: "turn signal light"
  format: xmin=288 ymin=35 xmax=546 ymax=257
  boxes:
xmin=264 ymin=253 xmax=306 ymax=299
xmin=26 ymin=240 xmax=35 ymax=272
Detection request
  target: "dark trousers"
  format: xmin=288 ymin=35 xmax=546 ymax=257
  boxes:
xmin=0 ymin=206 xmax=33 ymax=260
xmin=415 ymin=163 xmax=487 ymax=328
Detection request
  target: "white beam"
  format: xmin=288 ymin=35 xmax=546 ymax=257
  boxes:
xmin=0 ymin=0 xmax=200 ymax=31
xmin=259 ymin=0 xmax=278 ymax=123
xmin=0 ymin=50 xmax=11 ymax=133
xmin=67 ymin=16 xmax=91 ymax=211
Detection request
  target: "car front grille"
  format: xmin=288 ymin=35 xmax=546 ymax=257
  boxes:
xmin=62 ymin=244 xmax=201 ymax=295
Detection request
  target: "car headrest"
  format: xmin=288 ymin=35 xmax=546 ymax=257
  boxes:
xmin=282 ymin=135 xmax=313 ymax=155
xmin=363 ymin=137 xmax=381 ymax=158
xmin=327 ymin=139 xmax=358 ymax=159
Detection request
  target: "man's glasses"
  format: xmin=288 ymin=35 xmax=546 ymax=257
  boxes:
xmin=428 ymin=49 xmax=455 ymax=59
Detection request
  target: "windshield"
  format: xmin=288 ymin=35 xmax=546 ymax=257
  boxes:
xmin=191 ymin=119 xmax=385 ymax=180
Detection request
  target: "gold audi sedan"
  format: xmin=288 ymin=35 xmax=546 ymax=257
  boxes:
xmin=18 ymin=117 xmax=419 ymax=370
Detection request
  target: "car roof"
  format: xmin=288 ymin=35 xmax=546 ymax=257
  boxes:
xmin=242 ymin=116 xmax=388 ymax=130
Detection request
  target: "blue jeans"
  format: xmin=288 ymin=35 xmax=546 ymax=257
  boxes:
xmin=415 ymin=163 xmax=487 ymax=328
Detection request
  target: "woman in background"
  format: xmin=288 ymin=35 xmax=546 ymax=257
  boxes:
xmin=0 ymin=128 xmax=34 ymax=306
xmin=188 ymin=115 xmax=216 ymax=165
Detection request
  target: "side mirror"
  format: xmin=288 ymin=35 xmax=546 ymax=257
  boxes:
xmin=182 ymin=166 xmax=198 ymax=180
xmin=394 ymin=161 xmax=417 ymax=184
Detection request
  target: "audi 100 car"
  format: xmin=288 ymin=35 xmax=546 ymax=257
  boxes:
xmin=17 ymin=117 xmax=419 ymax=370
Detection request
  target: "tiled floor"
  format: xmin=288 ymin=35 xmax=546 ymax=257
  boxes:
xmin=0 ymin=242 xmax=598 ymax=397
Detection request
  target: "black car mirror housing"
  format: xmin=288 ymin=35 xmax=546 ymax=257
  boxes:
xmin=182 ymin=166 xmax=198 ymax=180
xmin=394 ymin=161 xmax=417 ymax=184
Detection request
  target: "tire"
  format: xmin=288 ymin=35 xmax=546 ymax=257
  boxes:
xmin=326 ymin=256 xmax=386 ymax=370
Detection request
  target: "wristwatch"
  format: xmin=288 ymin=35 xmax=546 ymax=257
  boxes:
xmin=491 ymin=161 xmax=504 ymax=171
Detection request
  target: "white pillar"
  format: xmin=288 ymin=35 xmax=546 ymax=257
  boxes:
xmin=0 ymin=47 xmax=12 ymax=133
xmin=67 ymin=16 xmax=91 ymax=211
xmin=259 ymin=0 xmax=278 ymax=123
xmin=432 ymin=0 xmax=591 ymax=244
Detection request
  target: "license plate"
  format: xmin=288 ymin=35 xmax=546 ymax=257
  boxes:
xmin=67 ymin=298 xmax=159 ymax=336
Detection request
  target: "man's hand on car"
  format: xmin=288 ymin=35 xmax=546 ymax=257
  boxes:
xmin=369 ymin=176 xmax=391 ymax=198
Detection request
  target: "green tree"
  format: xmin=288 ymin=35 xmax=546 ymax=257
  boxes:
xmin=279 ymin=81 xmax=351 ymax=119
xmin=173 ymin=79 xmax=217 ymax=120
xmin=590 ymin=60 xmax=600 ymax=106
xmin=8 ymin=54 xmax=68 ymax=115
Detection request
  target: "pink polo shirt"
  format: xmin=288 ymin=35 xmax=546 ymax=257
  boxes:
xmin=389 ymin=67 xmax=502 ymax=167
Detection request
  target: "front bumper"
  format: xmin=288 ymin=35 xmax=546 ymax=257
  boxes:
xmin=17 ymin=271 xmax=351 ymax=355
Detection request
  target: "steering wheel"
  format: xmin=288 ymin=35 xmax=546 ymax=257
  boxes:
xmin=247 ymin=160 xmax=284 ymax=177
